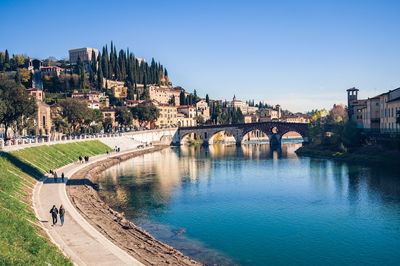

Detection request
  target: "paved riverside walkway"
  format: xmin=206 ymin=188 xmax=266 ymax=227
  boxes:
xmin=32 ymin=149 xmax=146 ymax=266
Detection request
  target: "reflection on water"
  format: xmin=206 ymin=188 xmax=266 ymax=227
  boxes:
xmin=98 ymin=143 xmax=400 ymax=265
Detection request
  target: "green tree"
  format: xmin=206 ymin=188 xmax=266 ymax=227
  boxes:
xmin=130 ymin=104 xmax=160 ymax=124
xmin=103 ymin=117 xmax=113 ymax=132
xmin=58 ymin=98 xmax=89 ymax=133
xmin=179 ymin=91 xmax=185 ymax=106
xmin=341 ymin=121 xmax=361 ymax=148
xmin=206 ymin=94 xmax=210 ymax=104
xmin=0 ymin=77 xmax=37 ymax=139
xmin=115 ymin=107 xmax=133 ymax=129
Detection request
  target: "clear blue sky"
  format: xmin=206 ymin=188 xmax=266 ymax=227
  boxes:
xmin=1 ymin=0 xmax=399 ymax=112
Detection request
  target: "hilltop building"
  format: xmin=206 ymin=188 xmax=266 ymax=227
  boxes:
xmin=259 ymin=105 xmax=281 ymax=122
xmin=72 ymin=91 xmax=109 ymax=108
xmin=68 ymin=47 xmax=98 ymax=65
xmin=40 ymin=66 xmax=65 ymax=77
xmin=226 ymin=95 xmax=258 ymax=115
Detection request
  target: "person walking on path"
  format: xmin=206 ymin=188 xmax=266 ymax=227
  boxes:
xmin=61 ymin=172 xmax=65 ymax=183
xmin=50 ymin=205 xmax=58 ymax=226
xmin=79 ymin=156 xmax=83 ymax=164
xmin=59 ymin=205 xmax=65 ymax=226
xmin=54 ymin=171 xmax=58 ymax=182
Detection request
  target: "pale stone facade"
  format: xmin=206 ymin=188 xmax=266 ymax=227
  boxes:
xmin=196 ymin=100 xmax=210 ymax=121
xmin=154 ymin=103 xmax=178 ymax=128
xmin=362 ymin=96 xmax=380 ymax=129
xmin=348 ymin=87 xmax=400 ymax=132
xmin=259 ymin=107 xmax=280 ymax=122
xmin=177 ymin=105 xmax=197 ymax=119
xmin=69 ymin=47 xmax=98 ymax=64
xmin=72 ymin=91 xmax=109 ymax=108
xmin=176 ymin=113 xmax=197 ymax=127
xmin=380 ymin=88 xmax=400 ymax=132
xmin=111 ymin=86 xmax=128 ymax=98
xmin=27 ymin=88 xmax=52 ymax=135
xmin=40 ymin=66 xmax=65 ymax=77
xmin=282 ymin=115 xmax=310 ymax=123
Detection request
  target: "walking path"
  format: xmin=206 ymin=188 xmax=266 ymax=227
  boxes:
xmin=32 ymin=149 xmax=147 ymax=266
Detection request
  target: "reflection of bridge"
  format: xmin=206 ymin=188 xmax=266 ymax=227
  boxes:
xmin=178 ymin=122 xmax=309 ymax=146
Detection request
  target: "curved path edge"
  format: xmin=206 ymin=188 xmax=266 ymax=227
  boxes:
xmin=32 ymin=148 xmax=146 ymax=266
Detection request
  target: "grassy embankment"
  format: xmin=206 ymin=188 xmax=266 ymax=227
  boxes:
xmin=0 ymin=141 xmax=112 ymax=265
xmin=295 ymin=145 xmax=400 ymax=165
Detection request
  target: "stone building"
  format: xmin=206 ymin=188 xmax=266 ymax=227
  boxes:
xmin=177 ymin=105 xmax=197 ymax=119
xmin=111 ymin=86 xmax=128 ymax=98
xmin=154 ymin=103 xmax=178 ymax=128
xmin=281 ymin=114 xmax=310 ymax=123
xmin=362 ymin=95 xmax=380 ymax=129
xmin=259 ymin=105 xmax=281 ymax=122
xmin=40 ymin=66 xmax=65 ymax=77
xmin=177 ymin=113 xmax=197 ymax=127
xmin=379 ymin=88 xmax=400 ymax=132
xmin=243 ymin=114 xmax=259 ymax=123
xmin=69 ymin=47 xmax=98 ymax=65
xmin=348 ymin=87 xmax=400 ymax=132
xmin=26 ymin=88 xmax=52 ymax=135
xmin=347 ymin=87 xmax=367 ymax=128
xmin=135 ymin=85 xmax=183 ymax=105
xmin=72 ymin=91 xmax=109 ymax=108
xmin=196 ymin=100 xmax=210 ymax=121
xmin=226 ymin=95 xmax=258 ymax=115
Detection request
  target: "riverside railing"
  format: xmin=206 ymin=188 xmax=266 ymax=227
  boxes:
xmin=0 ymin=127 xmax=179 ymax=151
xmin=0 ymin=133 xmax=123 ymax=151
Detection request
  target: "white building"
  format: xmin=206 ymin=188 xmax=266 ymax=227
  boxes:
xmin=196 ymin=100 xmax=210 ymax=121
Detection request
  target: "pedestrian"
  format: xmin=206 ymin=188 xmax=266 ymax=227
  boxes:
xmin=79 ymin=156 xmax=82 ymax=164
xmin=54 ymin=171 xmax=58 ymax=182
xmin=49 ymin=205 xmax=58 ymax=226
xmin=114 ymin=146 xmax=117 ymax=152
xmin=59 ymin=205 xmax=65 ymax=226
xmin=117 ymin=147 xmax=120 ymax=152
xmin=61 ymin=172 xmax=65 ymax=183
xmin=49 ymin=169 xmax=53 ymax=175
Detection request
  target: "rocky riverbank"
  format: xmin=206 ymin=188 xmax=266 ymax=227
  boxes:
xmin=66 ymin=146 xmax=201 ymax=266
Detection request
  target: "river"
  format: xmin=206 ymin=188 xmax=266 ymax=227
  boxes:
xmin=98 ymin=142 xmax=400 ymax=265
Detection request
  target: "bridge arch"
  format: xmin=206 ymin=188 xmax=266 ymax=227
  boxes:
xmin=180 ymin=132 xmax=204 ymax=145
xmin=241 ymin=129 xmax=269 ymax=143
xmin=208 ymin=129 xmax=238 ymax=145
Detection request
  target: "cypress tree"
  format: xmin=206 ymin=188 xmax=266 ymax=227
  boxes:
xmin=4 ymin=49 xmax=9 ymax=64
xmin=14 ymin=70 xmax=21 ymax=84
xmin=206 ymin=94 xmax=210 ymax=104
xmin=97 ymin=62 xmax=103 ymax=90
xmin=179 ymin=91 xmax=185 ymax=106
xmin=91 ymin=50 xmax=97 ymax=74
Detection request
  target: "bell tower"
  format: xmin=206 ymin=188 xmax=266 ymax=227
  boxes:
xmin=347 ymin=87 xmax=359 ymax=120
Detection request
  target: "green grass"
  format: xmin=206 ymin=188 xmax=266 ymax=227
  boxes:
xmin=0 ymin=140 xmax=112 ymax=265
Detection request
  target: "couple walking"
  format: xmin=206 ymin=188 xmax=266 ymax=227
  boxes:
xmin=50 ymin=205 xmax=65 ymax=226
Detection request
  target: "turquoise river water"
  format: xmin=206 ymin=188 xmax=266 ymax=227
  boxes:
xmin=98 ymin=142 xmax=400 ymax=265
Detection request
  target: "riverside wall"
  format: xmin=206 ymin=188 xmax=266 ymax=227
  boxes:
xmin=1 ymin=128 xmax=179 ymax=152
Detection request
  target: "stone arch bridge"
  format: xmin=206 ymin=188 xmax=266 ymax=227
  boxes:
xmin=178 ymin=122 xmax=309 ymax=146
